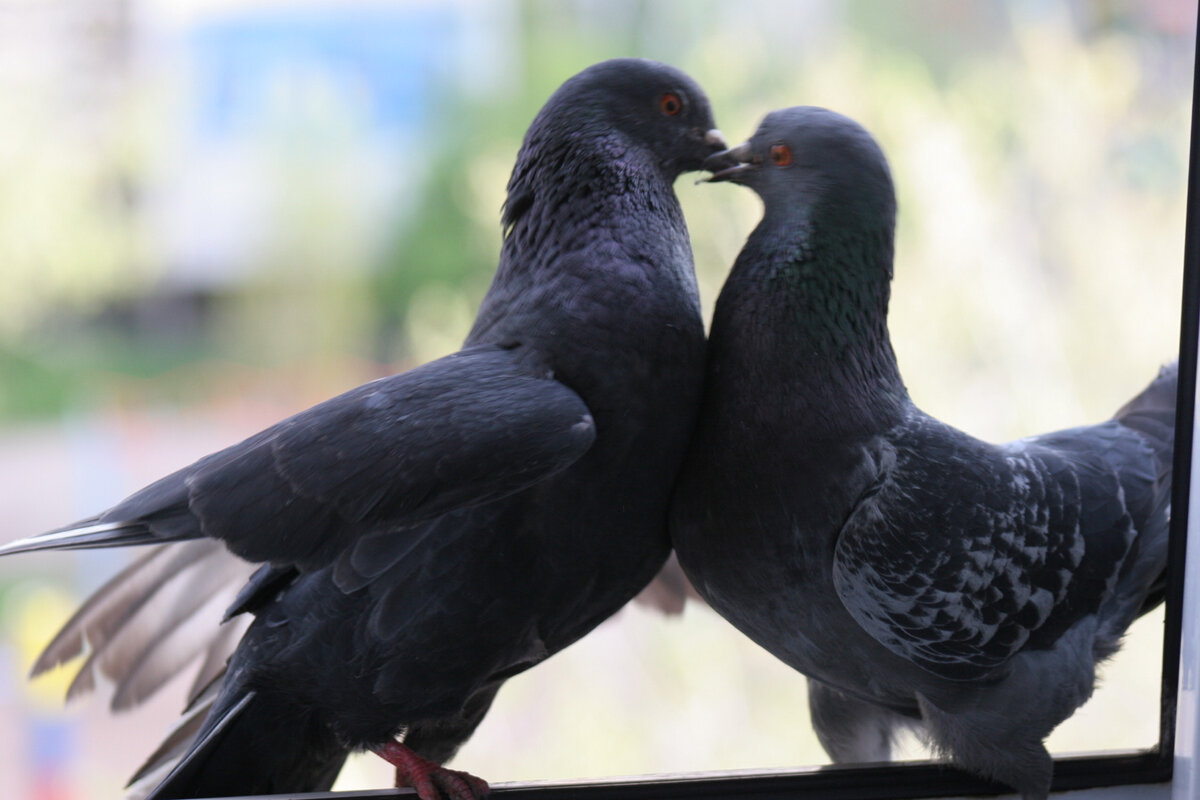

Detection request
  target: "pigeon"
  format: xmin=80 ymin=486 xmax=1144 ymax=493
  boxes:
xmin=670 ymin=106 xmax=1175 ymax=800
xmin=1 ymin=58 xmax=726 ymax=800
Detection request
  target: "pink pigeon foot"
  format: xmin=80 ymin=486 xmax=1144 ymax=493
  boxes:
xmin=372 ymin=741 xmax=490 ymax=800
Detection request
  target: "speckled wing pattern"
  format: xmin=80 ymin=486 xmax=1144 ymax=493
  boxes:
xmin=831 ymin=411 xmax=1141 ymax=682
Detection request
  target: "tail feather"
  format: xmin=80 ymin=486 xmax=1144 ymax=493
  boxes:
xmin=142 ymin=691 xmax=258 ymax=799
xmin=142 ymin=687 xmax=349 ymax=800
xmin=124 ymin=761 xmax=179 ymax=800
xmin=27 ymin=539 xmax=254 ymax=714
xmin=32 ymin=545 xmax=180 ymax=678
xmin=187 ymin=619 xmax=243 ymax=708
xmin=108 ymin=578 xmax=245 ymax=711
xmin=129 ymin=680 xmax=224 ymax=789
xmin=1 ymin=465 xmax=203 ymax=558
xmin=1114 ymin=360 xmax=1178 ymax=473
xmin=0 ymin=519 xmax=162 ymax=556
xmin=1107 ymin=361 xmax=1178 ymax=629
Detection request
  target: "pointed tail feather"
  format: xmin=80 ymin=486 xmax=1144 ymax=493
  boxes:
xmin=142 ymin=686 xmax=349 ymax=800
xmin=127 ymin=680 xmax=224 ymax=795
xmin=108 ymin=579 xmax=246 ymax=712
xmin=28 ymin=539 xmax=254 ymax=716
xmin=1114 ymin=360 xmax=1178 ymax=473
xmin=186 ymin=620 xmax=244 ymax=708
xmin=31 ymin=545 xmax=179 ymax=678
xmin=0 ymin=519 xmax=162 ymax=557
xmin=1110 ymin=361 xmax=1178 ymax=626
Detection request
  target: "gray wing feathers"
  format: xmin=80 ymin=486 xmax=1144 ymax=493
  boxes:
xmin=33 ymin=544 xmax=183 ymax=678
xmin=33 ymin=540 xmax=251 ymax=712
xmin=105 ymin=576 xmax=245 ymax=711
xmin=833 ymin=366 xmax=1174 ymax=683
xmin=832 ymin=423 xmax=1097 ymax=681
xmin=35 ymin=542 xmax=247 ymax=796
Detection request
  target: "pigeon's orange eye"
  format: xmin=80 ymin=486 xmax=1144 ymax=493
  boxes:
xmin=769 ymin=144 xmax=793 ymax=166
xmin=660 ymin=93 xmax=682 ymax=116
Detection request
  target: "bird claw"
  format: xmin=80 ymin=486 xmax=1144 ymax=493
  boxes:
xmin=373 ymin=741 xmax=490 ymax=800
xmin=412 ymin=762 xmax=487 ymax=800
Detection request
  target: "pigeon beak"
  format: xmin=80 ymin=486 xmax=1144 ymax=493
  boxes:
xmin=705 ymin=129 xmax=728 ymax=149
xmin=702 ymin=141 xmax=757 ymax=183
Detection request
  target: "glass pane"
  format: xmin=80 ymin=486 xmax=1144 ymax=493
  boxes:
xmin=0 ymin=2 xmax=1191 ymax=798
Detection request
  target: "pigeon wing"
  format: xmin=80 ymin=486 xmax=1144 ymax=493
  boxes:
xmin=5 ymin=345 xmax=596 ymax=572
xmin=832 ymin=415 xmax=1135 ymax=682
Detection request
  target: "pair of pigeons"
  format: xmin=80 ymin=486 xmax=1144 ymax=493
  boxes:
xmin=1 ymin=59 xmax=1175 ymax=800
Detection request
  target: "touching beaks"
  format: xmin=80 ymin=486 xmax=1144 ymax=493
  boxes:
xmin=701 ymin=140 xmax=757 ymax=183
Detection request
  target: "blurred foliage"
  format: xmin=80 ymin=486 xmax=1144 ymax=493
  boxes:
xmin=0 ymin=0 xmax=1189 ymax=436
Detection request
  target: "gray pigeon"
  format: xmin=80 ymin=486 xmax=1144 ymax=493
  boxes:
xmin=1 ymin=58 xmax=725 ymax=800
xmin=670 ymin=106 xmax=1175 ymax=800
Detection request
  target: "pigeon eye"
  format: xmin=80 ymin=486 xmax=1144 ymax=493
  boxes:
xmin=769 ymin=144 xmax=793 ymax=166
xmin=659 ymin=93 xmax=683 ymax=116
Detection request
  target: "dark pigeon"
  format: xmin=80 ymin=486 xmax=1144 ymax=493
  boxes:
xmin=1 ymin=58 xmax=725 ymax=800
xmin=670 ymin=106 xmax=1175 ymax=800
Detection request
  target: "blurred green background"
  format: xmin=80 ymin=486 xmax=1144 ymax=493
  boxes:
xmin=0 ymin=0 xmax=1192 ymax=797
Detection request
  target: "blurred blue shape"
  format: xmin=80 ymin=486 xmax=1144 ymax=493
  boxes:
xmin=186 ymin=5 xmax=456 ymax=139
xmin=31 ymin=716 xmax=75 ymax=770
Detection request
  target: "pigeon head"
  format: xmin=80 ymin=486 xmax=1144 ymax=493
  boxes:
xmin=705 ymin=106 xmax=895 ymax=235
xmin=500 ymin=59 xmax=725 ymax=239
xmin=704 ymin=107 xmax=904 ymax=412
xmin=521 ymin=59 xmax=725 ymax=178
